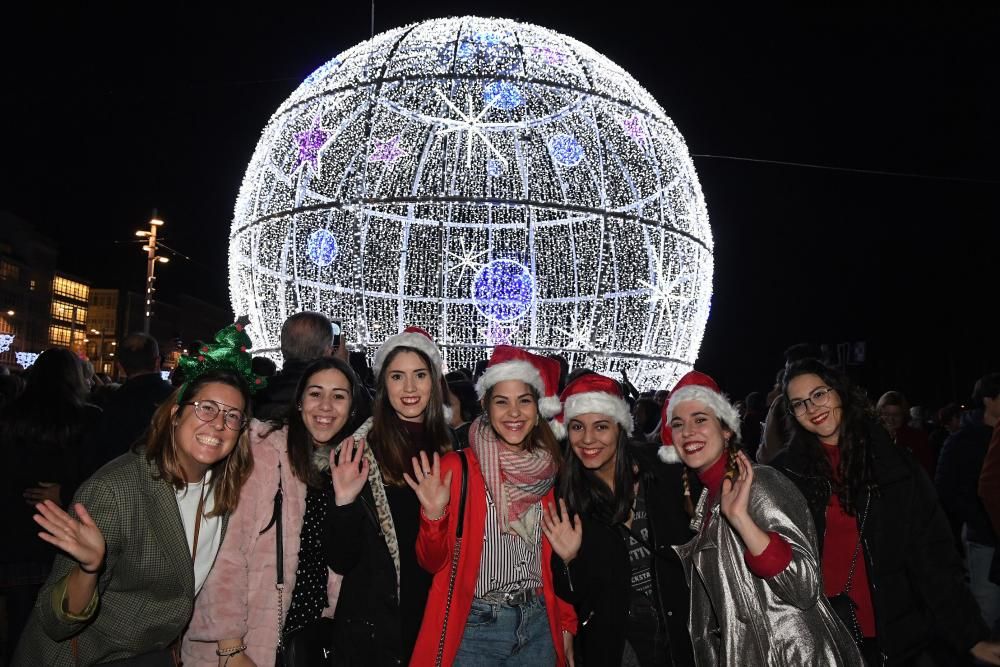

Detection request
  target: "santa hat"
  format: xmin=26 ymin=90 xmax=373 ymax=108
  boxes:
xmin=373 ymin=326 xmax=443 ymax=376
xmin=475 ymin=346 xmax=562 ymax=424
xmin=554 ymin=373 xmax=633 ymax=440
xmin=658 ymin=370 xmax=741 ymax=464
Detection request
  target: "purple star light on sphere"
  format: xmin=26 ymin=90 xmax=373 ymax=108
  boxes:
xmin=294 ymin=126 xmax=329 ymax=170
xmin=622 ymin=114 xmax=647 ymax=145
xmin=369 ymin=135 xmax=406 ymax=163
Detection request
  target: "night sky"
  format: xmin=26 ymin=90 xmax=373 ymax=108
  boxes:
xmin=4 ymin=4 xmax=998 ymax=407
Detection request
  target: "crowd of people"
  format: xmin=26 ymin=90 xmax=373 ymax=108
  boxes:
xmin=1 ymin=314 xmax=999 ymax=666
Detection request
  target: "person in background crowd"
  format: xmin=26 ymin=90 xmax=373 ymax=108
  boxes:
xmin=254 ymin=311 xmax=338 ymax=422
xmin=775 ymin=360 xmax=1000 ymax=665
xmin=930 ymin=402 xmax=962 ymax=462
xmin=0 ymin=349 xmax=102 ymax=664
xmin=937 ymin=373 xmax=1000 ymax=640
xmin=446 ymin=376 xmax=480 ymax=446
xmin=183 ymin=356 xmax=368 ymax=665
xmin=665 ymin=370 xmax=861 ymax=666
xmin=756 ymin=342 xmax=822 ymax=463
xmin=87 ymin=333 xmax=173 ymax=470
xmin=407 ymin=345 xmax=576 ymax=666
xmin=632 ymin=396 xmax=661 ymax=443
xmin=325 ymin=326 xmax=453 ymax=665
xmin=546 ymin=373 xmax=695 ymax=666
xmin=12 ymin=321 xmax=262 ymax=665
xmin=741 ymin=391 xmax=768 ymax=461
xmin=877 ymin=390 xmax=935 ymax=477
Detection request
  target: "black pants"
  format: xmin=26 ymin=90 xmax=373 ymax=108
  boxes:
xmin=623 ymin=593 xmax=670 ymax=667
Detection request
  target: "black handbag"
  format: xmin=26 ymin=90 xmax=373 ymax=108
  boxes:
xmin=826 ymin=493 xmax=869 ymax=650
xmin=279 ymin=617 xmax=335 ymax=667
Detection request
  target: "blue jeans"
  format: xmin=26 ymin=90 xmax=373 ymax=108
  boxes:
xmin=966 ymin=539 xmax=1000 ymax=636
xmin=453 ymin=596 xmax=556 ymax=666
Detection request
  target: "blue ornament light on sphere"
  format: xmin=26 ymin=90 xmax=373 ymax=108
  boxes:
xmin=307 ymin=230 xmax=338 ymax=266
xmin=473 ymin=260 xmax=535 ymax=323
xmin=230 ymin=16 xmax=714 ymax=390
xmin=547 ymin=133 xmax=584 ymax=167
xmin=483 ymin=81 xmax=523 ymax=110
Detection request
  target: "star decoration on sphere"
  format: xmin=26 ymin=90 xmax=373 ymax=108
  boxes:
xmin=15 ymin=351 xmax=38 ymax=369
xmin=555 ymin=317 xmax=603 ymax=352
xmin=529 ymin=45 xmax=567 ymax=64
xmin=369 ymin=135 xmax=406 ymax=163
xmin=641 ymin=255 xmax=694 ymax=319
xmin=622 ymin=114 xmax=648 ymax=146
xmin=445 ymin=237 xmax=490 ymax=284
xmin=433 ymin=88 xmax=509 ymax=169
xmin=293 ymin=116 xmax=330 ymax=171
xmin=0 ymin=334 xmax=13 ymax=353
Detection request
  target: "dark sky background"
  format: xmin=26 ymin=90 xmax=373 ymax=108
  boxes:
xmin=3 ymin=4 xmax=998 ymax=407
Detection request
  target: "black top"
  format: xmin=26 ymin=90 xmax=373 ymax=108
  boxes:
xmin=284 ymin=484 xmax=332 ymax=634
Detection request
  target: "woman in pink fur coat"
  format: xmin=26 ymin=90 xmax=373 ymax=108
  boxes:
xmin=182 ymin=357 xmax=369 ymax=666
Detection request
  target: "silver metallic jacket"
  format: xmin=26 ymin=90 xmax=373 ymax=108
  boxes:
xmin=674 ymin=464 xmax=864 ymax=666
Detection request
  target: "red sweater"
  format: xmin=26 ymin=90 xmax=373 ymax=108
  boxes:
xmin=822 ymin=443 xmax=876 ymax=637
xmin=411 ymin=448 xmax=576 ymax=666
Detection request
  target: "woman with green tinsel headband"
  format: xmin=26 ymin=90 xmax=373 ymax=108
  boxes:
xmin=13 ymin=320 xmax=266 ymax=666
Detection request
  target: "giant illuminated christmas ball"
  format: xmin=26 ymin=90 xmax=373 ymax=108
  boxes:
xmin=230 ymin=16 xmax=713 ymax=390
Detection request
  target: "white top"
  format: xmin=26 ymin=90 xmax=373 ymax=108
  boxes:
xmin=175 ymin=471 xmax=223 ymax=596
xmin=474 ymin=488 xmax=543 ymax=597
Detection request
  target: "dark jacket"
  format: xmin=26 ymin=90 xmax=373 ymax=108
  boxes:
xmin=935 ymin=409 xmax=996 ymax=546
xmin=87 ymin=372 xmax=173 ymax=470
xmin=772 ymin=426 xmax=988 ymax=664
xmin=551 ymin=446 xmax=696 ymax=667
xmin=253 ymin=359 xmax=311 ymax=423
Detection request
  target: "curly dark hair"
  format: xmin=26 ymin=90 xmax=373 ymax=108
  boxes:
xmin=781 ymin=359 xmax=876 ymax=515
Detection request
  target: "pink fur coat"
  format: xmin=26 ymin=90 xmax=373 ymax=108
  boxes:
xmin=181 ymin=421 xmax=341 ymax=665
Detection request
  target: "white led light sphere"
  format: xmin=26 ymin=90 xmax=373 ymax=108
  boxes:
xmin=230 ymin=16 xmax=713 ymax=390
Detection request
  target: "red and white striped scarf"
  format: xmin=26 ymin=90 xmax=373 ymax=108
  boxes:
xmin=470 ymin=416 xmax=558 ymax=541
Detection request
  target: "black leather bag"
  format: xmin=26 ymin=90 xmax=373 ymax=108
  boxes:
xmin=278 ymin=618 xmax=335 ymax=667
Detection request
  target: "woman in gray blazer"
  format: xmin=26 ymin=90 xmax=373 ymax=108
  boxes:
xmin=13 ymin=322 xmax=260 ymax=666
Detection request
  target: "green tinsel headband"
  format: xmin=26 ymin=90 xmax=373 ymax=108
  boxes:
xmin=176 ymin=317 xmax=267 ymax=403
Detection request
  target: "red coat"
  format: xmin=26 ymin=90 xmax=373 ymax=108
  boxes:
xmin=410 ymin=448 xmax=576 ymax=666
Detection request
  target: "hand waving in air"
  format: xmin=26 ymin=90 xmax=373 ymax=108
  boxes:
xmin=403 ymin=451 xmax=452 ymax=521
xmin=34 ymin=500 xmax=106 ymax=574
xmin=720 ymin=449 xmax=754 ymax=525
xmin=541 ymin=498 xmax=583 ymax=564
xmin=330 ymin=436 xmax=370 ymax=507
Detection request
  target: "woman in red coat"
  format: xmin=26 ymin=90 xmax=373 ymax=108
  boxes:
xmin=404 ymin=346 xmax=577 ymax=666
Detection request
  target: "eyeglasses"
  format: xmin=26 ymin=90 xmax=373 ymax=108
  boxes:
xmin=788 ymin=387 xmax=835 ymax=417
xmin=181 ymin=400 xmax=247 ymax=431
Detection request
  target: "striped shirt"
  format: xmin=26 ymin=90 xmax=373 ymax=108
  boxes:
xmin=474 ymin=486 xmax=543 ymax=597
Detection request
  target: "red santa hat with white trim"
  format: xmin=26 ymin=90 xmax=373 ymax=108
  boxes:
xmin=658 ymin=370 xmax=741 ymax=464
xmin=475 ymin=345 xmax=562 ymax=429
xmin=373 ymin=325 xmax=444 ymax=376
xmin=553 ymin=372 xmax=634 ymax=440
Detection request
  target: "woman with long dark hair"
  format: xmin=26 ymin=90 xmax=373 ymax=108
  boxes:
xmin=664 ymin=370 xmax=862 ymax=666
xmin=13 ymin=322 xmax=260 ymax=665
xmin=406 ymin=345 xmax=577 ymax=666
xmin=772 ymin=359 xmax=1000 ymax=665
xmin=182 ymin=356 xmax=368 ymax=666
xmin=543 ymin=372 xmax=695 ymax=666
xmin=0 ymin=349 xmax=101 ymax=661
xmin=324 ymin=326 xmax=452 ymax=665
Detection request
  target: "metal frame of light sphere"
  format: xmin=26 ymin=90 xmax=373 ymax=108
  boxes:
xmin=229 ymin=16 xmax=713 ymax=390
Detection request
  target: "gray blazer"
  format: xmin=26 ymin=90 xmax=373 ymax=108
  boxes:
xmin=13 ymin=450 xmax=228 ymax=666
xmin=674 ymin=464 xmax=863 ymax=667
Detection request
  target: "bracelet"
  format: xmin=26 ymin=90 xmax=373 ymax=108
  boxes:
xmin=78 ymin=562 xmax=101 ymax=574
xmin=216 ymin=644 xmax=247 ymax=657
xmin=421 ymin=506 xmax=448 ymax=522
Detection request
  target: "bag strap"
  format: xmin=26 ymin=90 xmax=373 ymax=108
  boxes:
xmin=260 ymin=461 xmax=286 ymax=650
xmin=435 ymin=450 xmax=468 ymax=667
xmin=841 ymin=491 xmax=870 ymax=595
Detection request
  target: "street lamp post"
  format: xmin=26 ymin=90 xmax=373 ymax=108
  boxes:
xmin=135 ymin=212 xmax=170 ymax=335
